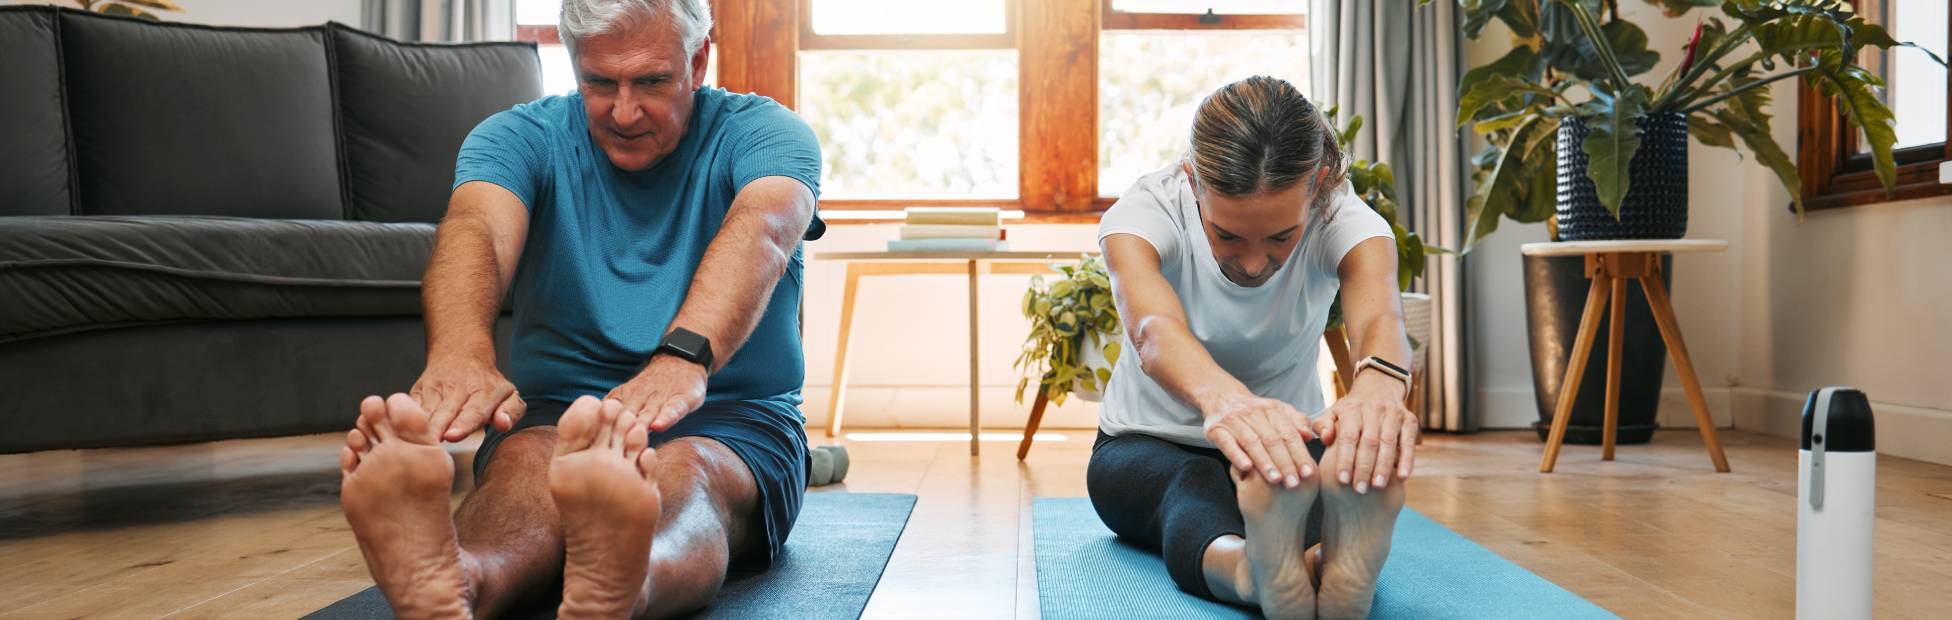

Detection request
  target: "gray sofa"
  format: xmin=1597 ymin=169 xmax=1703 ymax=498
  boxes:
xmin=0 ymin=6 xmax=541 ymax=452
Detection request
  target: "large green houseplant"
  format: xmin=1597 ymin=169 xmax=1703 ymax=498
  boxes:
xmin=1445 ymin=0 xmax=1944 ymax=443
xmin=1452 ymin=0 xmax=1943 ymax=245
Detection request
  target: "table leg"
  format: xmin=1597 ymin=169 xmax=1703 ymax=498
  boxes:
xmin=1604 ymin=272 xmax=1625 ymax=461
xmin=968 ymin=259 xmax=981 ymax=456
xmin=1639 ymin=270 xmax=1733 ymax=473
xmin=826 ymin=264 xmax=862 ymax=437
xmin=1542 ymin=274 xmax=1613 ymax=473
xmin=1017 ymin=387 xmax=1051 ymax=461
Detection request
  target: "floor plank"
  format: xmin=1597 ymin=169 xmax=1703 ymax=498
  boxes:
xmin=1 ymin=429 xmax=1948 ymax=618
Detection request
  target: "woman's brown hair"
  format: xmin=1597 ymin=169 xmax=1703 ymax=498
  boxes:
xmin=1186 ymin=76 xmax=1345 ymax=219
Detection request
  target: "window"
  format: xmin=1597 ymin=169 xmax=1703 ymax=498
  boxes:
xmin=1098 ymin=1 xmax=1308 ymax=196
xmin=696 ymin=0 xmax=1311 ymax=218
xmin=1798 ymin=0 xmax=1951 ymax=210
xmin=515 ymin=0 xmax=717 ymax=98
xmin=796 ymin=0 xmax=1019 ymax=199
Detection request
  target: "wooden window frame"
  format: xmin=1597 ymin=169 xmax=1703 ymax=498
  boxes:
xmin=714 ymin=0 xmax=1306 ymax=222
xmin=1797 ymin=0 xmax=1952 ymax=211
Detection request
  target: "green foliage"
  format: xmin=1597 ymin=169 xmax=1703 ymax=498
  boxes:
xmin=1324 ymin=107 xmax=1453 ymax=330
xmin=1446 ymin=0 xmax=1945 ymax=248
xmin=1013 ymin=256 xmax=1122 ymax=407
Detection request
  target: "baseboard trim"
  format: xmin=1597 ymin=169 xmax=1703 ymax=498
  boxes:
xmin=1730 ymin=386 xmax=1952 ymax=466
xmin=1474 ymin=385 xmax=1734 ymax=430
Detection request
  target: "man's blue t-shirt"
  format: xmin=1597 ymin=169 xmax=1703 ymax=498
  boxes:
xmin=452 ymin=88 xmax=821 ymax=420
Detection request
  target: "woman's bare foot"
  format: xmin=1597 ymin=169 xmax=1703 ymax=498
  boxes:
xmin=341 ymin=394 xmax=473 ymax=619
xmin=1233 ymin=467 xmax=1320 ymax=620
xmin=1315 ymin=468 xmax=1405 ymax=619
xmin=551 ymin=397 xmax=661 ymax=619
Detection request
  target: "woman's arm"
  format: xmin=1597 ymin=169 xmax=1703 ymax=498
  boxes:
xmin=1316 ymin=236 xmax=1419 ymax=494
xmin=1104 ymin=234 xmax=1320 ymax=487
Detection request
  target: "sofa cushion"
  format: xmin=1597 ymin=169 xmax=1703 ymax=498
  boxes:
xmin=0 ymin=7 xmax=72 ymax=217
xmin=332 ymin=24 xmax=542 ymax=223
xmin=60 ymin=12 xmax=344 ymax=219
xmin=0 ymin=217 xmax=434 ymax=342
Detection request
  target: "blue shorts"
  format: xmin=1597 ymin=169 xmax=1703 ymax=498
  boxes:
xmin=473 ymin=398 xmax=809 ymax=571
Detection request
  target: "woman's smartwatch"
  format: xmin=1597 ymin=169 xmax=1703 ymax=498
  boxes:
xmin=1354 ymin=356 xmax=1411 ymax=393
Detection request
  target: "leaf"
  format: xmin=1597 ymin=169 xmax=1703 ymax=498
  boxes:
xmin=1641 ymin=0 xmax=1720 ymax=18
xmin=1465 ymin=116 xmax=1543 ymax=249
xmin=1580 ymin=88 xmax=1647 ymax=216
xmin=1456 ymin=74 xmax=1560 ymax=129
xmin=1710 ymin=105 xmax=1801 ymax=214
xmin=1824 ymin=62 xmax=1899 ymax=195
xmin=1541 ymin=1 xmax=1660 ymax=84
xmin=97 ymin=4 xmax=158 ymax=19
xmin=1459 ymin=46 xmax=1542 ymax=101
xmin=1688 ymin=115 xmax=1736 ymax=150
xmin=1103 ymin=341 xmax=1121 ymax=366
xmin=1096 ymin=368 xmax=1112 ymax=386
xmin=1495 ymin=0 xmax=1540 ymax=39
xmin=1461 ymin=0 xmax=1512 ymax=39
xmin=1341 ymin=114 xmax=1364 ymax=148
xmin=116 ymin=0 xmax=184 ymax=10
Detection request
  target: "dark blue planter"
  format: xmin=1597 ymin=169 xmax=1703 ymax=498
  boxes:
xmin=1556 ymin=112 xmax=1689 ymax=240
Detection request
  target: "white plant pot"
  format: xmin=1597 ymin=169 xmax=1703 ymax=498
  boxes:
xmin=1071 ymin=334 xmax=1113 ymax=403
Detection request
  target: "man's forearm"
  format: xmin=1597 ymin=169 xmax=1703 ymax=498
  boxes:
xmin=422 ymin=217 xmax=506 ymax=363
xmin=666 ymin=183 xmax=813 ymax=371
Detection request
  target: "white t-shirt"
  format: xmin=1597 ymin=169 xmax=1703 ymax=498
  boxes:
xmin=1096 ymin=164 xmax=1394 ymax=447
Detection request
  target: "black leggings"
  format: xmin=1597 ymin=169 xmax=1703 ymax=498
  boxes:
xmin=1085 ymin=431 xmax=1326 ymax=601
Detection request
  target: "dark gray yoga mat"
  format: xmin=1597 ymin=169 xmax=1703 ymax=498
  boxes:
xmin=309 ymin=492 xmax=915 ymax=620
xmin=1033 ymin=497 xmax=1617 ymax=620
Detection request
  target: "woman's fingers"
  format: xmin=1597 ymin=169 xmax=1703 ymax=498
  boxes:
xmin=1372 ymin=411 xmax=1401 ymax=489
xmin=1270 ymin=412 xmax=1316 ymax=482
xmin=1350 ymin=407 xmax=1382 ymax=494
xmin=1398 ymin=415 xmax=1419 ymax=480
xmin=1244 ymin=413 xmax=1299 ymax=486
xmin=1210 ymin=427 xmax=1256 ymax=473
xmin=1335 ymin=407 xmax=1362 ymax=485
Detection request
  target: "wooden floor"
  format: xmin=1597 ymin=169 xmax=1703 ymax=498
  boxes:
xmin=2 ymin=428 xmax=1949 ymax=618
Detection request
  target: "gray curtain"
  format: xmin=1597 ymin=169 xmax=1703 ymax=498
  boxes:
xmin=362 ymin=0 xmax=515 ymax=42
xmin=1309 ymin=0 xmax=1470 ymax=432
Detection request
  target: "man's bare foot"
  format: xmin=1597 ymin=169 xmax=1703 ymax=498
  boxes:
xmin=1315 ymin=470 xmax=1405 ymax=619
xmin=551 ymin=397 xmax=661 ymax=619
xmin=1233 ymin=467 xmax=1320 ymax=620
xmin=341 ymin=393 xmax=473 ymax=619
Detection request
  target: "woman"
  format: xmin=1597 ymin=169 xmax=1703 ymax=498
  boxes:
xmin=1088 ymin=76 xmax=1419 ymax=619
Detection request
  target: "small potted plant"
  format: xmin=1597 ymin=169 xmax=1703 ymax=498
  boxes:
xmin=1014 ymin=255 xmax=1122 ymax=406
xmin=1447 ymin=0 xmax=1944 ymax=443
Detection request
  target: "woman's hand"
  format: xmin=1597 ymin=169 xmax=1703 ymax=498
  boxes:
xmin=1313 ymin=377 xmax=1418 ymax=494
xmin=1202 ymin=392 xmax=1319 ymax=488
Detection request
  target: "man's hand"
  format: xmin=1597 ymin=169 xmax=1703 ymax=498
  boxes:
xmin=1314 ymin=375 xmax=1417 ymax=494
xmin=606 ymin=354 xmax=708 ymax=432
xmin=1202 ymin=392 xmax=1320 ymax=488
xmin=411 ymin=354 xmax=525 ymax=442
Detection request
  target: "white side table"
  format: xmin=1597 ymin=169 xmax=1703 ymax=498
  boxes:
xmin=811 ymin=250 xmax=1096 ymax=455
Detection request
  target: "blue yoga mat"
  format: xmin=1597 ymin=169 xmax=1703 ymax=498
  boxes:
xmin=1032 ymin=497 xmax=1617 ymax=620
xmin=309 ymin=492 xmax=916 ymax=620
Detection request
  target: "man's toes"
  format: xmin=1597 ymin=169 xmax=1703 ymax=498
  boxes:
xmin=383 ymin=393 xmax=435 ymax=443
xmin=556 ymin=397 xmax=606 ymax=454
xmin=622 ymin=419 xmax=649 ymax=457
xmin=635 ymin=446 xmax=659 ymax=479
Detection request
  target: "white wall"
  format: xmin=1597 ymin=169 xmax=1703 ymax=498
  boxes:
xmin=5 ymin=0 xmax=363 ymax=27
xmin=1465 ymin=2 xmax=1745 ymax=432
xmin=1731 ymin=78 xmax=1952 ymax=465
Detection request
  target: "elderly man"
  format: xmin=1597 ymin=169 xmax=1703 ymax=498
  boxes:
xmin=336 ymin=0 xmax=822 ymax=617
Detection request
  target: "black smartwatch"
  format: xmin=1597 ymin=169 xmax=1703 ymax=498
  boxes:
xmin=656 ymin=327 xmax=714 ymax=372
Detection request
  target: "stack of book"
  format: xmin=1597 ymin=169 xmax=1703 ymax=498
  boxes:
xmin=886 ymin=207 xmax=1009 ymax=252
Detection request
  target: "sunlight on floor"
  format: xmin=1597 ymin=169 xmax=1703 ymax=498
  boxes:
xmin=843 ymin=431 xmax=1070 ymax=442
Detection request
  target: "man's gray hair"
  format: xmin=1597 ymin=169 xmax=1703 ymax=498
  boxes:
xmin=559 ymin=0 xmax=713 ymax=58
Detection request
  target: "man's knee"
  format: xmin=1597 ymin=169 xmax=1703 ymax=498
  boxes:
xmin=477 ymin=427 xmax=557 ymax=486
